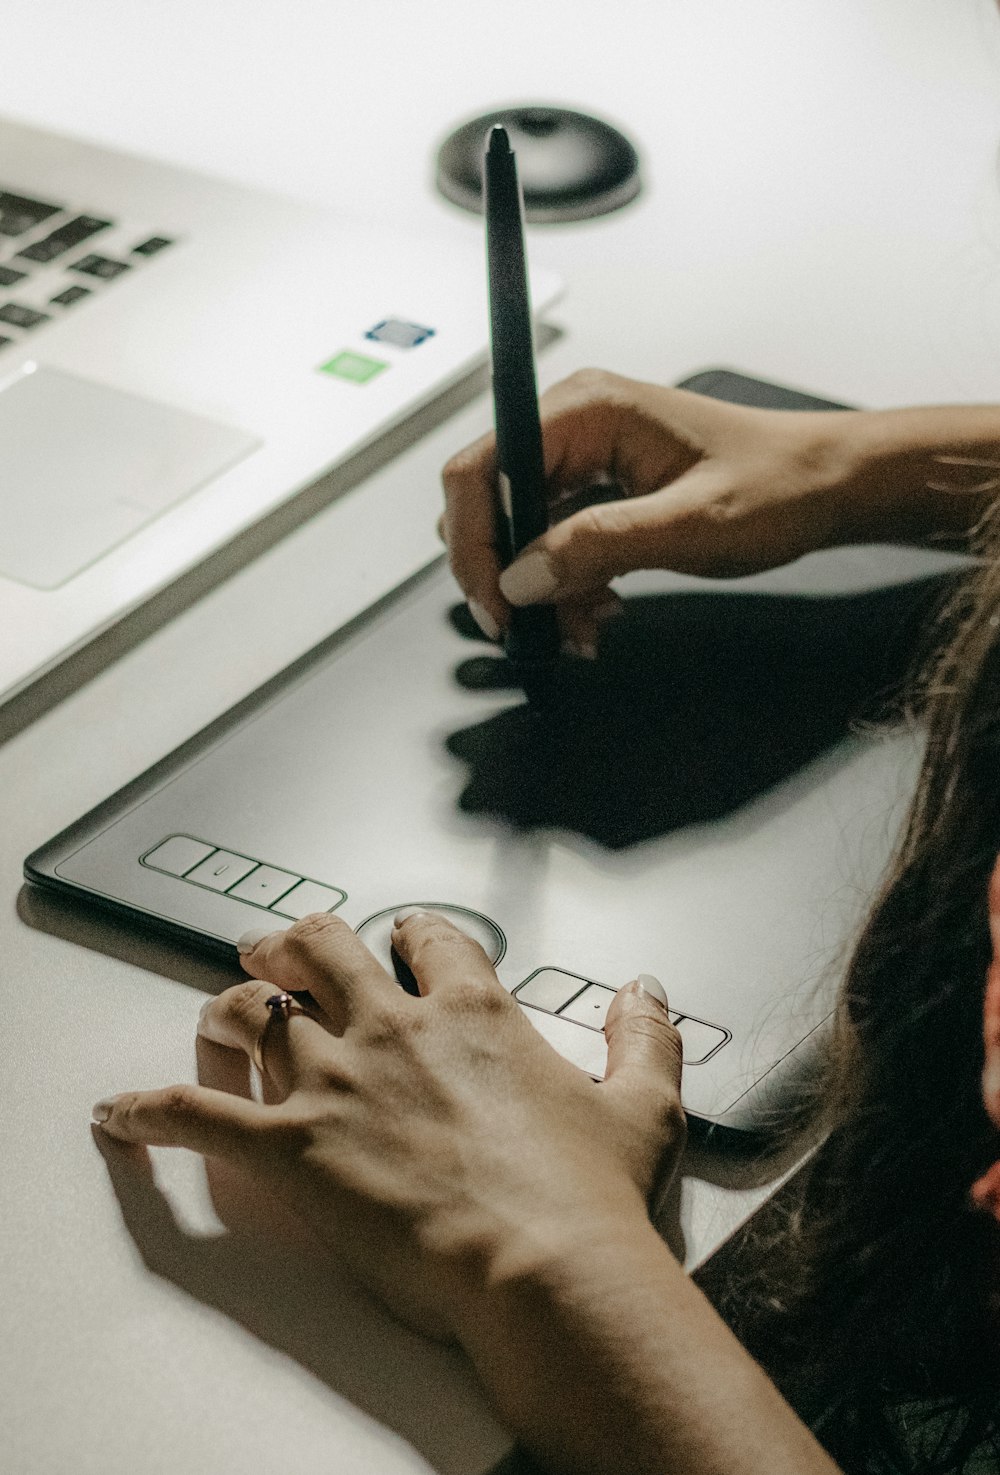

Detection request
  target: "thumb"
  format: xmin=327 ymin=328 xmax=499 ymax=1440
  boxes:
xmin=603 ymin=976 xmax=683 ymax=1102
xmin=497 ymin=465 xmax=726 ymax=605
xmin=602 ymin=978 xmax=685 ymax=1199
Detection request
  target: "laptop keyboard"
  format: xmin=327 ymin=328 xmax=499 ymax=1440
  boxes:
xmin=0 ymin=188 xmax=174 ymax=353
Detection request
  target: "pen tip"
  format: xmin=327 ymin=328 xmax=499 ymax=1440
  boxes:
xmin=488 ymin=124 xmax=511 ymax=154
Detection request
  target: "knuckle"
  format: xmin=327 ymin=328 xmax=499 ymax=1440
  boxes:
xmin=409 ymin=928 xmax=493 ymax=977
xmin=442 ymin=435 xmax=494 ymax=492
xmin=285 ymin=911 xmax=347 ymax=956
xmin=442 ymin=978 xmax=509 ymax=1018
xmin=555 ymin=505 xmax=620 ymax=578
xmin=158 ymin=1083 xmax=202 ymax=1120
xmin=313 ymin=1057 xmax=357 ymax=1094
xmin=361 ymin=1000 xmax=412 ymax=1050
xmin=441 ymin=448 xmax=475 ymax=486
xmin=639 ymin=1010 xmax=685 ymax=1063
xmin=217 ymin=979 xmax=276 ymax=1029
xmin=563 ymin=366 xmax=616 ymax=402
xmin=110 ymin=1090 xmax=142 ymax=1124
xmin=406 ymin=915 xmax=473 ymax=950
xmin=702 ymin=488 xmax=742 ymax=525
xmin=260 ymin=1109 xmax=318 ymax=1165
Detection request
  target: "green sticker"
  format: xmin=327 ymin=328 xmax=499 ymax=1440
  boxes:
xmin=318 ymin=350 xmax=388 ymax=384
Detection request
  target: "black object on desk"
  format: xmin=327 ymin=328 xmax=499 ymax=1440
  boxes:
xmin=438 ymin=105 xmax=641 ymax=222
xmin=485 ymin=124 xmax=562 ymax=691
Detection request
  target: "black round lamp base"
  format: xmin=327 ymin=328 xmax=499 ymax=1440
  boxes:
xmin=435 ymin=105 xmax=641 ymax=223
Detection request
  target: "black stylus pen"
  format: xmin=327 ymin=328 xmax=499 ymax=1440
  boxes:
xmin=484 ymin=125 xmax=561 ymax=687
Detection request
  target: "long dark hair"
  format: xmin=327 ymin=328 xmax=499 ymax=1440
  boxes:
xmin=713 ymin=534 xmax=1000 ymax=1471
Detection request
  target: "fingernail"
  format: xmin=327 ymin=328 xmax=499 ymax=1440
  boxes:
xmin=236 ymin=927 xmax=274 ymax=955
xmin=467 ymin=599 xmax=501 ymax=642
xmin=499 ymin=549 xmax=559 ymax=606
xmin=393 ymin=907 xmax=429 ymax=927
xmin=635 ymin=973 xmax=670 ymax=1011
xmin=91 ymin=1098 xmax=116 ymax=1124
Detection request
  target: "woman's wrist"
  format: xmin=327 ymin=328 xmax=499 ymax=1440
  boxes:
xmin=443 ymin=1184 xmax=650 ymax=1339
xmin=827 ymin=404 xmax=1000 ymax=547
xmin=455 ymin=1209 xmax=675 ymax=1472
xmin=455 ymin=1209 xmax=840 ymax=1475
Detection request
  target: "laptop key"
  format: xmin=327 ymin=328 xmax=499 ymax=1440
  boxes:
xmin=0 ymin=303 xmax=49 ymax=329
xmin=0 ymin=265 xmax=27 ymax=287
xmin=131 ymin=235 xmax=173 ymax=256
xmin=0 ymin=190 xmax=62 ymax=237
xmin=50 ymin=285 xmax=91 ymax=307
xmin=17 ymin=214 xmax=112 ymax=264
xmin=70 ymin=253 xmax=131 ymax=280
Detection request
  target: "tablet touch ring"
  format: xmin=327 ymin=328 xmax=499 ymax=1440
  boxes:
xmin=355 ymin=903 xmax=506 ymax=977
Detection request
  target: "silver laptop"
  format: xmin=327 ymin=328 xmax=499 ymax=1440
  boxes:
xmin=26 ymin=368 xmax=955 ymax=1131
xmin=0 ymin=115 xmax=559 ymax=704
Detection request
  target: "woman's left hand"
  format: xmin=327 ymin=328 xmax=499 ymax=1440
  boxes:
xmin=93 ymin=910 xmax=685 ymax=1342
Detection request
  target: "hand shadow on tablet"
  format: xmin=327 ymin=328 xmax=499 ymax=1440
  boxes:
xmin=445 ymin=574 xmax=953 ymax=850
xmin=92 ymin=1036 xmax=510 ymax=1475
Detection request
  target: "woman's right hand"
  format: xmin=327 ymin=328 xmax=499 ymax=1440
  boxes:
xmin=442 ymin=368 xmax=870 ymax=653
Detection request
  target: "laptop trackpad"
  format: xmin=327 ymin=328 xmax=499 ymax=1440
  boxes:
xmin=0 ymin=365 xmax=260 ymax=589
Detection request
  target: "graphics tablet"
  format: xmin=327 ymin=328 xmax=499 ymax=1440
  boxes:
xmin=25 ymin=371 xmax=955 ymax=1131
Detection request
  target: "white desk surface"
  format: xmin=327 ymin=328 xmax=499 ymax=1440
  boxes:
xmin=2 ymin=2 xmax=999 ymax=1471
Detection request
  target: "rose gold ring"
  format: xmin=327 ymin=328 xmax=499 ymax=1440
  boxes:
xmin=252 ymin=991 xmax=311 ymax=1074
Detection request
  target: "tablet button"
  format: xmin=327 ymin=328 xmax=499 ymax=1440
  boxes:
xmin=514 ymin=967 xmax=589 ymax=1013
xmin=271 ymin=878 xmax=347 ymax=919
xmin=228 ymin=865 xmax=300 ymax=908
xmin=518 ymin=1005 xmax=609 ymax=1079
xmin=558 ymin=982 xmax=616 ymax=1030
xmin=674 ymin=1016 xmax=729 ymax=1065
xmin=142 ymin=835 xmax=215 ymax=877
xmin=186 ymin=850 xmax=258 ymax=892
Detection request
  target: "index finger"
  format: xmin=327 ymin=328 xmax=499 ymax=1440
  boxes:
xmin=390 ymin=910 xmax=505 ymax=999
xmin=441 ymin=430 xmax=507 ymax=633
xmin=239 ymin=913 xmax=398 ymax=1031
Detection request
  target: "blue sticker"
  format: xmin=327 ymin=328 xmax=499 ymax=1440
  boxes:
xmin=365 ymin=318 xmax=436 ymax=349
